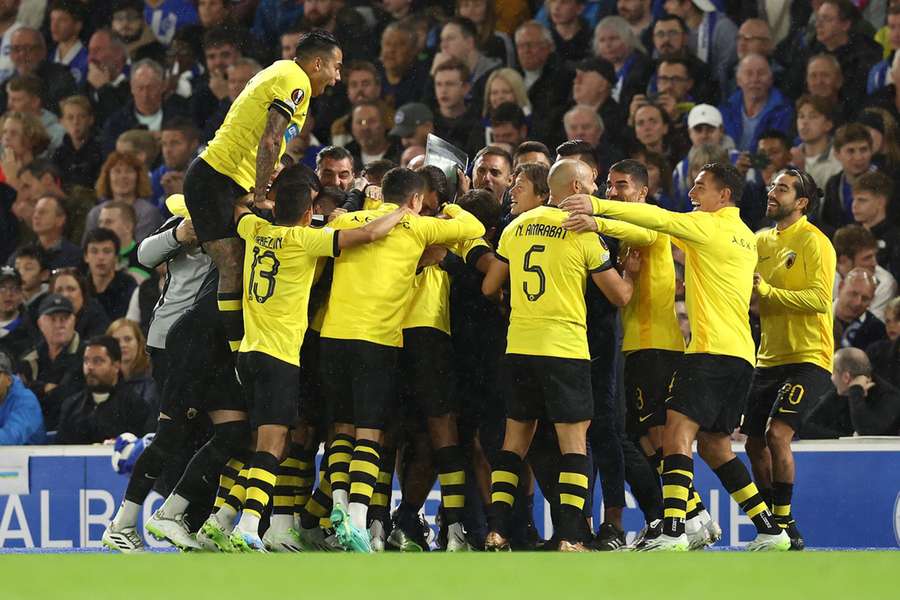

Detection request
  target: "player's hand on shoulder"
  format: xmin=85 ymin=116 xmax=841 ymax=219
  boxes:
xmin=328 ymin=207 xmax=347 ymax=222
xmin=418 ymin=245 xmax=448 ymax=268
xmin=559 ymin=194 xmax=594 ymax=215
xmin=619 ymin=247 xmax=641 ymax=276
xmin=175 ymin=219 xmax=198 ymax=246
xmin=562 ymin=213 xmax=598 ymax=232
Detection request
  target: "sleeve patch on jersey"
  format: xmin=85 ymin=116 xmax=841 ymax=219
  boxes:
xmin=291 ymin=88 xmax=305 ymax=105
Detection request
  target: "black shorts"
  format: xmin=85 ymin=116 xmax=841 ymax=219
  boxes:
xmin=183 ymin=157 xmax=248 ymax=244
xmin=624 ymin=349 xmax=682 ymax=436
xmin=502 ymin=354 xmax=593 ymax=423
xmin=160 ymin=291 xmax=244 ymax=420
xmin=298 ymin=329 xmax=324 ymax=428
xmin=319 ymin=338 xmax=398 ymax=429
xmin=740 ymin=363 xmax=832 ymax=437
xmin=399 ymin=327 xmax=457 ymax=418
xmin=667 ymin=353 xmax=753 ymax=434
xmin=237 ymin=351 xmax=300 ymax=428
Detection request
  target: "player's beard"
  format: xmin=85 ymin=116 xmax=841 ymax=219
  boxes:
xmin=766 ymin=201 xmax=793 ymax=222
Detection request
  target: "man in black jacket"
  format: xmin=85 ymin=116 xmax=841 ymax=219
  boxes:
xmin=802 ymin=347 xmax=900 ymax=438
xmin=55 ymin=335 xmax=152 ymax=444
xmin=0 ymin=27 xmax=77 ymax=114
xmin=79 ymin=29 xmax=131 ymax=126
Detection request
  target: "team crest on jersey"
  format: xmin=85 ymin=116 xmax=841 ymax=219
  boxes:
xmin=785 ymin=251 xmax=797 ymax=269
xmin=291 ymin=88 xmax=304 ymax=105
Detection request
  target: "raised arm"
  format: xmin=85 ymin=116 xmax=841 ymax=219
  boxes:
xmin=561 ymin=194 xmax=710 ymax=244
xmin=423 ymin=204 xmax=486 ymax=246
xmin=563 ymin=213 xmax=658 ymax=247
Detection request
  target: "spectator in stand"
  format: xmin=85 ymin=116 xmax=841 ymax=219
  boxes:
xmin=866 ymin=297 xmax=900 ymax=387
xmin=5 ymin=74 xmax=66 ymax=154
xmin=52 ymin=95 xmax=103 ymax=189
xmin=377 ymin=20 xmax=431 ymax=109
xmin=0 ymin=266 xmax=35 ymax=363
xmin=315 ymin=145 xmax=355 ymax=192
xmin=0 ymin=27 xmax=77 ymax=115
xmin=115 ymin=129 xmax=160 ymax=174
xmin=31 ymin=195 xmax=80 ymax=269
xmin=748 ymin=129 xmax=794 ymax=189
xmin=632 ymin=102 xmax=688 ymax=166
xmin=456 ymin=0 xmax=516 ymax=67
xmin=55 ymin=334 xmax=153 ymax=444
xmin=720 ymin=53 xmax=793 ymax=153
xmin=593 ymin=15 xmax=653 ymax=109
xmin=197 ymin=0 xmax=235 ymax=32
xmin=100 ymin=59 xmax=189 ymax=155
xmin=630 ymin=57 xmax=696 ymax=147
xmin=12 ymin=245 xmax=49 ymax=322
xmin=191 ymin=26 xmax=243 ymax=134
xmin=0 ymin=350 xmax=45 ymax=445
xmin=151 ymin=118 xmax=200 ymax=209
xmin=84 ymin=152 xmax=161 ymax=245
xmin=662 ymin=0 xmax=738 ymax=94
xmin=851 ymin=171 xmax=900 ymax=283
xmin=821 ymin=123 xmax=876 ymax=234
xmin=22 ymin=293 xmax=84 ymax=431
xmin=0 ymin=111 xmax=49 ymax=191
xmin=802 ymin=347 xmax=900 ymax=438
xmin=98 ymin=202 xmax=151 ymax=283
xmin=79 ymin=29 xmax=131 ymax=126
xmin=723 ymin=18 xmax=780 ymax=98
xmin=791 ymin=95 xmax=842 ymax=190
xmin=514 ymin=20 xmax=574 ymax=145
xmin=618 ymin=0 xmax=653 ymax=48
xmin=833 ymin=268 xmax=887 ymax=351
xmin=834 ymin=224 xmax=898 ymax=322
xmin=634 ymin=148 xmax=676 ymax=211
xmin=648 ymin=13 xmax=716 ymax=104
xmin=858 ymin=107 xmax=900 ymax=177
xmin=433 ymin=59 xmax=479 ymax=151
xmin=110 ymin=0 xmax=165 ymax=65
xmin=0 ymin=2 xmax=22 ymax=84
xmin=106 ymin=318 xmax=157 ymax=411
xmin=83 ymin=228 xmax=137 ymax=322
xmin=143 ymin=0 xmax=199 ymax=47
xmin=13 ymin=159 xmax=66 ymax=240
xmin=49 ymin=0 xmax=89 ymax=86
xmin=805 ymin=54 xmax=852 ymax=125
xmin=546 ymin=0 xmax=592 ymax=66
xmin=390 ymin=102 xmax=434 ymax=149
xmin=50 ymin=268 xmax=109 ymax=340
xmin=472 ymin=145 xmax=513 ymax=204
xmin=568 ymin=57 xmax=627 ymax=148
xmin=671 ymin=103 xmax=735 ymax=209
xmin=482 ymin=102 xmax=528 ymax=151
xmin=431 ymin=17 xmax=501 ymax=111
xmin=867 ymin=4 xmax=900 ymax=95
xmin=251 ymin=0 xmax=304 ymax=47
xmin=201 ymin=57 xmax=261 ymax=143
xmin=330 ymin=61 xmax=394 ymax=149
xmin=345 ymin=101 xmax=402 ymax=172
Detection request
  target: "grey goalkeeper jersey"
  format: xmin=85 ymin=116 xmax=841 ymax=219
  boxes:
xmin=139 ymin=216 xmax=214 ymax=349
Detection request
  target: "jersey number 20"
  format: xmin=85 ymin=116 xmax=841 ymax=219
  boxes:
xmin=523 ymin=244 xmax=546 ymax=301
xmin=249 ymin=247 xmax=280 ymax=303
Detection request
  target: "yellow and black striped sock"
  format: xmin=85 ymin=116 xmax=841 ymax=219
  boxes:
xmin=686 ymin=485 xmax=704 ymax=520
xmin=557 ymin=453 xmax=590 ymax=542
xmin=368 ymin=445 xmax=395 ymax=524
xmin=661 ymin=453 xmax=693 ymax=537
xmin=488 ymin=450 xmax=522 ymax=538
xmin=293 ymin=448 xmax=317 ymax=517
xmin=214 ymin=456 xmax=245 ymax=510
xmin=435 ymin=445 xmax=466 ymax=525
xmin=300 ymin=469 xmax=333 ymax=529
xmin=223 ymin=465 xmax=251 ymax=512
xmin=772 ymin=481 xmax=793 ymax=524
xmin=715 ymin=457 xmax=780 ymax=534
xmin=348 ymin=439 xmax=381 ymax=517
xmin=216 ymin=291 xmax=244 ymax=353
xmin=326 ymin=433 xmax=354 ymax=508
xmin=242 ymin=451 xmax=280 ymax=519
xmin=272 ymin=448 xmax=305 ymax=524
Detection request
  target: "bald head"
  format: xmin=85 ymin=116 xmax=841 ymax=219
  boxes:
xmin=832 ymin=346 xmax=872 ymax=394
xmin=548 ymin=159 xmax=596 ymax=204
xmin=737 ymin=19 xmax=772 ymax=59
xmin=736 ymin=53 xmax=773 ymax=101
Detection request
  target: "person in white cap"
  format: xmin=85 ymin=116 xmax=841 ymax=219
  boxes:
xmin=662 ymin=0 xmax=737 ymax=96
xmin=672 ymin=103 xmax=738 ymax=206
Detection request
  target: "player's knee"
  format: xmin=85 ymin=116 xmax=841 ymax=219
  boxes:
xmin=765 ymin=421 xmax=794 ymax=449
xmin=212 ymin=420 xmax=252 ymax=456
xmin=150 ymin=418 xmax=189 ymax=458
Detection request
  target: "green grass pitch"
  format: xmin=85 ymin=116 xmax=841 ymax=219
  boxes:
xmin=2 ymin=552 xmax=897 ymax=600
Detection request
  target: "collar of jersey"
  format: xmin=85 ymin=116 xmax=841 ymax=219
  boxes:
xmin=774 ymin=215 xmax=808 ymax=238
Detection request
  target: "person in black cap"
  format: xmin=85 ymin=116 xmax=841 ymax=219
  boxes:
xmin=390 ymin=102 xmax=435 ymax=149
xmin=0 ymin=267 xmax=37 ymax=364
xmin=21 ymin=293 xmax=85 ymax=431
xmin=564 ymin=57 xmax=629 ymax=149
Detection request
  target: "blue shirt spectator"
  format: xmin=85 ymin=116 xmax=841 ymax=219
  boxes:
xmin=144 ymin=0 xmax=200 ymax=46
xmin=252 ymin=0 xmax=304 ymax=45
xmin=0 ymin=353 xmax=46 ymax=445
xmin=719 ymin=54 xmax=793 ymax=153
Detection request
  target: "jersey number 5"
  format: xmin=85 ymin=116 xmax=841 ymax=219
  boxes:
xmin=523 ymin=244 xmax=546 ymax=302
xmin=249 ymin=246 xmax=280 ymax=303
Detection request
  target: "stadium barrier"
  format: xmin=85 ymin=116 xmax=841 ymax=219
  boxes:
xmin=1 ymin=439 xmax=898 ymax=549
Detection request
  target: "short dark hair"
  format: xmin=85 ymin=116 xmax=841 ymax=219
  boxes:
xmin=86 ymin=335 xmax=122 ymax=363
xmin=271 ymin=164 xmax=317 ymax=223
xmin=202 ymin=25 xmax=243 ymax=51
xmin=852 ymin=170 xmax=894 ymax=200
xmin=444 ymin=16 xmax=478 ymax=40
xmin=833 ymin=224 xmax=877 ymax=259
xmin=50 ymin=0 xmax=87 ymax=21
xmin=654 ymin=13 xmax=688 ymax=33
xmin=781 ymin=168 xmax=821 ymax=215
xmin=21 ymin=158 xmax=62 ymax=182
xmin=457 ymin=189 xmax=501 ymax=232
xmin=294 ymin=29 xmax=340 ymax=61
xmin=821 ymin=0 xmax=859 ymax=22
xmin=7 ymin=74 xmax=42 ymax=98
xmin=795 ymin=94 xmax=838 ymax=125
xmin=38 ymin=194 xmax=69 ymax=223
xmin=474 ymin=145 xmax=513 ymax=171
xmin=834 ymin=122 xmax=873 ymax=151
xmin=659 ymin=57 xmax=693 ymax=78
xmin=699 ymin=162 xmax=744 ymax=206
xmin=83 ymin=227 xmax=121 ymax=254
xmin=556 ymin=140 xmax=598 ymax=171
xmin=12 ymin=243 xmax=49 ymax=271
xmin=609 ymin=159 xmax=649 ymax=188
xmin=316 ymin=145 xmax=354 ymax=170
xmin=758 ymin=129 xmax=790 ymax=150
xmin=162 ymin=116 xmax=200 ymax=143
xmin=381 ymin=168 xmax=425 ymax=205
xmin=490 ymin=102 xmax=527 ymax=128
xmin=344 ymin=60 xmax=380 ymax=82
xmin=100 ymin=200 xmax=136 ymax=227
xmin=315 ymin=186 xmax=346 ymax=212
xmin=514 ymin=141 xmax=551 ymax=164
xmin=512 ymin=162 xmax=550 ymax=199
xmin=361 ymin=159 xmax=395 ymax=185
xmin=416 ymin=165 xmax=451 ymax=205
xmin=433 ymin=58 xmax=470 ymax=83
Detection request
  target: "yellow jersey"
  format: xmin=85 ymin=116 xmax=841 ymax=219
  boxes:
xmin=755 ymin=216 xmax=836 ymax=371
xmin=237 ymin=213 xmax=338 ymax=365
xmin=498 ymin=205 xmax=612 ymax=360
xmin=202 ymin=60 xmax=312 ymax=191
xmin=594 ymin=217 xmax=684 ymax=354
xmin=591 ymin=197 xmax=757 ymax=366
xmin=321 ymin=203 xmax=484 ymax=347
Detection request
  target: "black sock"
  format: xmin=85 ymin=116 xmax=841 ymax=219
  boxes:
xmin=772 ymin=481 xmax=793 ymax=522
xmin=124 ymin=419 xmax=180 ymax=504
xmin=714 ymin=458 xmax=780 ymax=535
xmin=217 ymin=292 xmax=244 ymax=353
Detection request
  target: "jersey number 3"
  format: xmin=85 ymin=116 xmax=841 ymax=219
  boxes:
xmin=523 ymin=244 xmax=546 ymax=302
xmin=249 ymin=247 xmax=280 ymax=303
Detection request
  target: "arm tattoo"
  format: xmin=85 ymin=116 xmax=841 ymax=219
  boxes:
xmin=254 ymin=109 xmax=290 ymax=196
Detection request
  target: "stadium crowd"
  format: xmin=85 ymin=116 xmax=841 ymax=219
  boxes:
xmin=0 ymin=0 xmax=900 ymax=552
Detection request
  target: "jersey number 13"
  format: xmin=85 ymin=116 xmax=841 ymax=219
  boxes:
xmin=249 ymin=246 xmax=280 ymax=303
